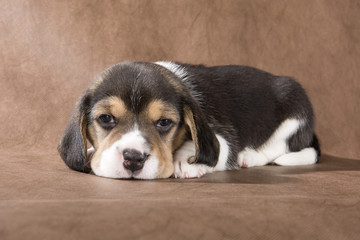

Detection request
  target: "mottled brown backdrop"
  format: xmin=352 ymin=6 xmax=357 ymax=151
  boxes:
xmin=1 ymin=1 xmax=360 ymax=240
xmin=1 ymin=0 xmax=359 ymax=159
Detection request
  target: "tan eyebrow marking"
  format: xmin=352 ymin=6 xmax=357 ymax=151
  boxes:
xmin=91 ymin=96 xmax=127 ymax=119
xmin=146 ymin=100 xmax=179 ymax=123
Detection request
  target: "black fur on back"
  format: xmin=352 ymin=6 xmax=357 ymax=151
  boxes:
xmin=174 ymin=63 xmax=320 ymax=167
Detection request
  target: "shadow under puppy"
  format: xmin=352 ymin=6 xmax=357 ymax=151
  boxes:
xmin=58 ymin=61 xmax=320 ymax=179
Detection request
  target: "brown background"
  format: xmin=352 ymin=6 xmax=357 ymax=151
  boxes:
xmin=0 ymin=0 xmax=359 ymax=159
xmin=1 ymin=1 xmax=360 ymax=239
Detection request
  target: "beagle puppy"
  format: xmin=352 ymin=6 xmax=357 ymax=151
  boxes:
xmin=58 ymin=61 xmax=320 ymax=179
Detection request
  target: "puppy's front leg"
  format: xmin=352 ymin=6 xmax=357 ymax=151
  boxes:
xmin=173 ymin=141 xmax=209 ymax=178
xmin=174 ymin=134 xmax=230 ymax=178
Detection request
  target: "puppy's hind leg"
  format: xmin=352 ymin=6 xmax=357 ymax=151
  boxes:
xmin=237 ymin=119 xmax=306 ymax=168
xmin=275 ymin=130 xmax=320 ymax=166
xmin=237 ymin=148 xmax=270 ymax=168
xmin=273 ymin=148 xmax=318 ymax=166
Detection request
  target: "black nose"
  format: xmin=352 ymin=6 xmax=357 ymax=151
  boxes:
xmin=122 ymin=149 xmax=149 ymax=172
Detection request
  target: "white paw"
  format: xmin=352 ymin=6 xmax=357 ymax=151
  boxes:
xmin=174 ymin=158 xmax=207 ymax=178
xmin=173 ymin=140 xmax=208 ymax=178
xmin=238 ymin=150 xmax=258 ymax=168
xmin=238 ymin=152 xmax=249 ymax=168
xmin=238 ymin=148 xmax=269 ymax=168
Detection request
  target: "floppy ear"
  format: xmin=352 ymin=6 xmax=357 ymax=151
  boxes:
xmin=57 ymin=92 xmax=91 ymax=173
xmin=183 ymin=102 xmax=220 ymax=167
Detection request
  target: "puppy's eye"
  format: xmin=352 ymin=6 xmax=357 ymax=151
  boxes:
xmin=156 ymin=119 xmax=173 ymax=133
xmin=97 ymin=114 xmax=117 ymax=129
xmin=99 ymin=114 xmax=113 ymax=123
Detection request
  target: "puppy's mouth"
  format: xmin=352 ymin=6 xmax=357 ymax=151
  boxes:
xmin=122 ymin=160 xmax=152 ymax=179
xmin=89 ymin=146 xmax=159 ymax=179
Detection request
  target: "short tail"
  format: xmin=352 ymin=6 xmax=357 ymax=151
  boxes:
xmin=311 ymin=134 xmax=321 ymax=163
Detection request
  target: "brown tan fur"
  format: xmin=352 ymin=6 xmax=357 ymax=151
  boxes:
xmin=91 ymin=96 xmax=128 ymax=120
xmin=183 ymin=106 xmax=198 ymax=164
xmin=147 ymin=100 xmax=179 ymax=124
xmin=171 ymin=125 xmax=188 ymax=152
xmin=91 ymin=127 xmax=129 ymax=169
xmin=88 ymin=96 xmax=132 ymax=169
xmin=140 ymin=100 xmax=181 ymax=178
xmin=88 ymin=97 xmax=184 ymax=178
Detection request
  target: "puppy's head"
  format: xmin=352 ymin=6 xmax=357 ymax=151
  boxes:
xmin=58 ymin=62 xmax=219 ymax=179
